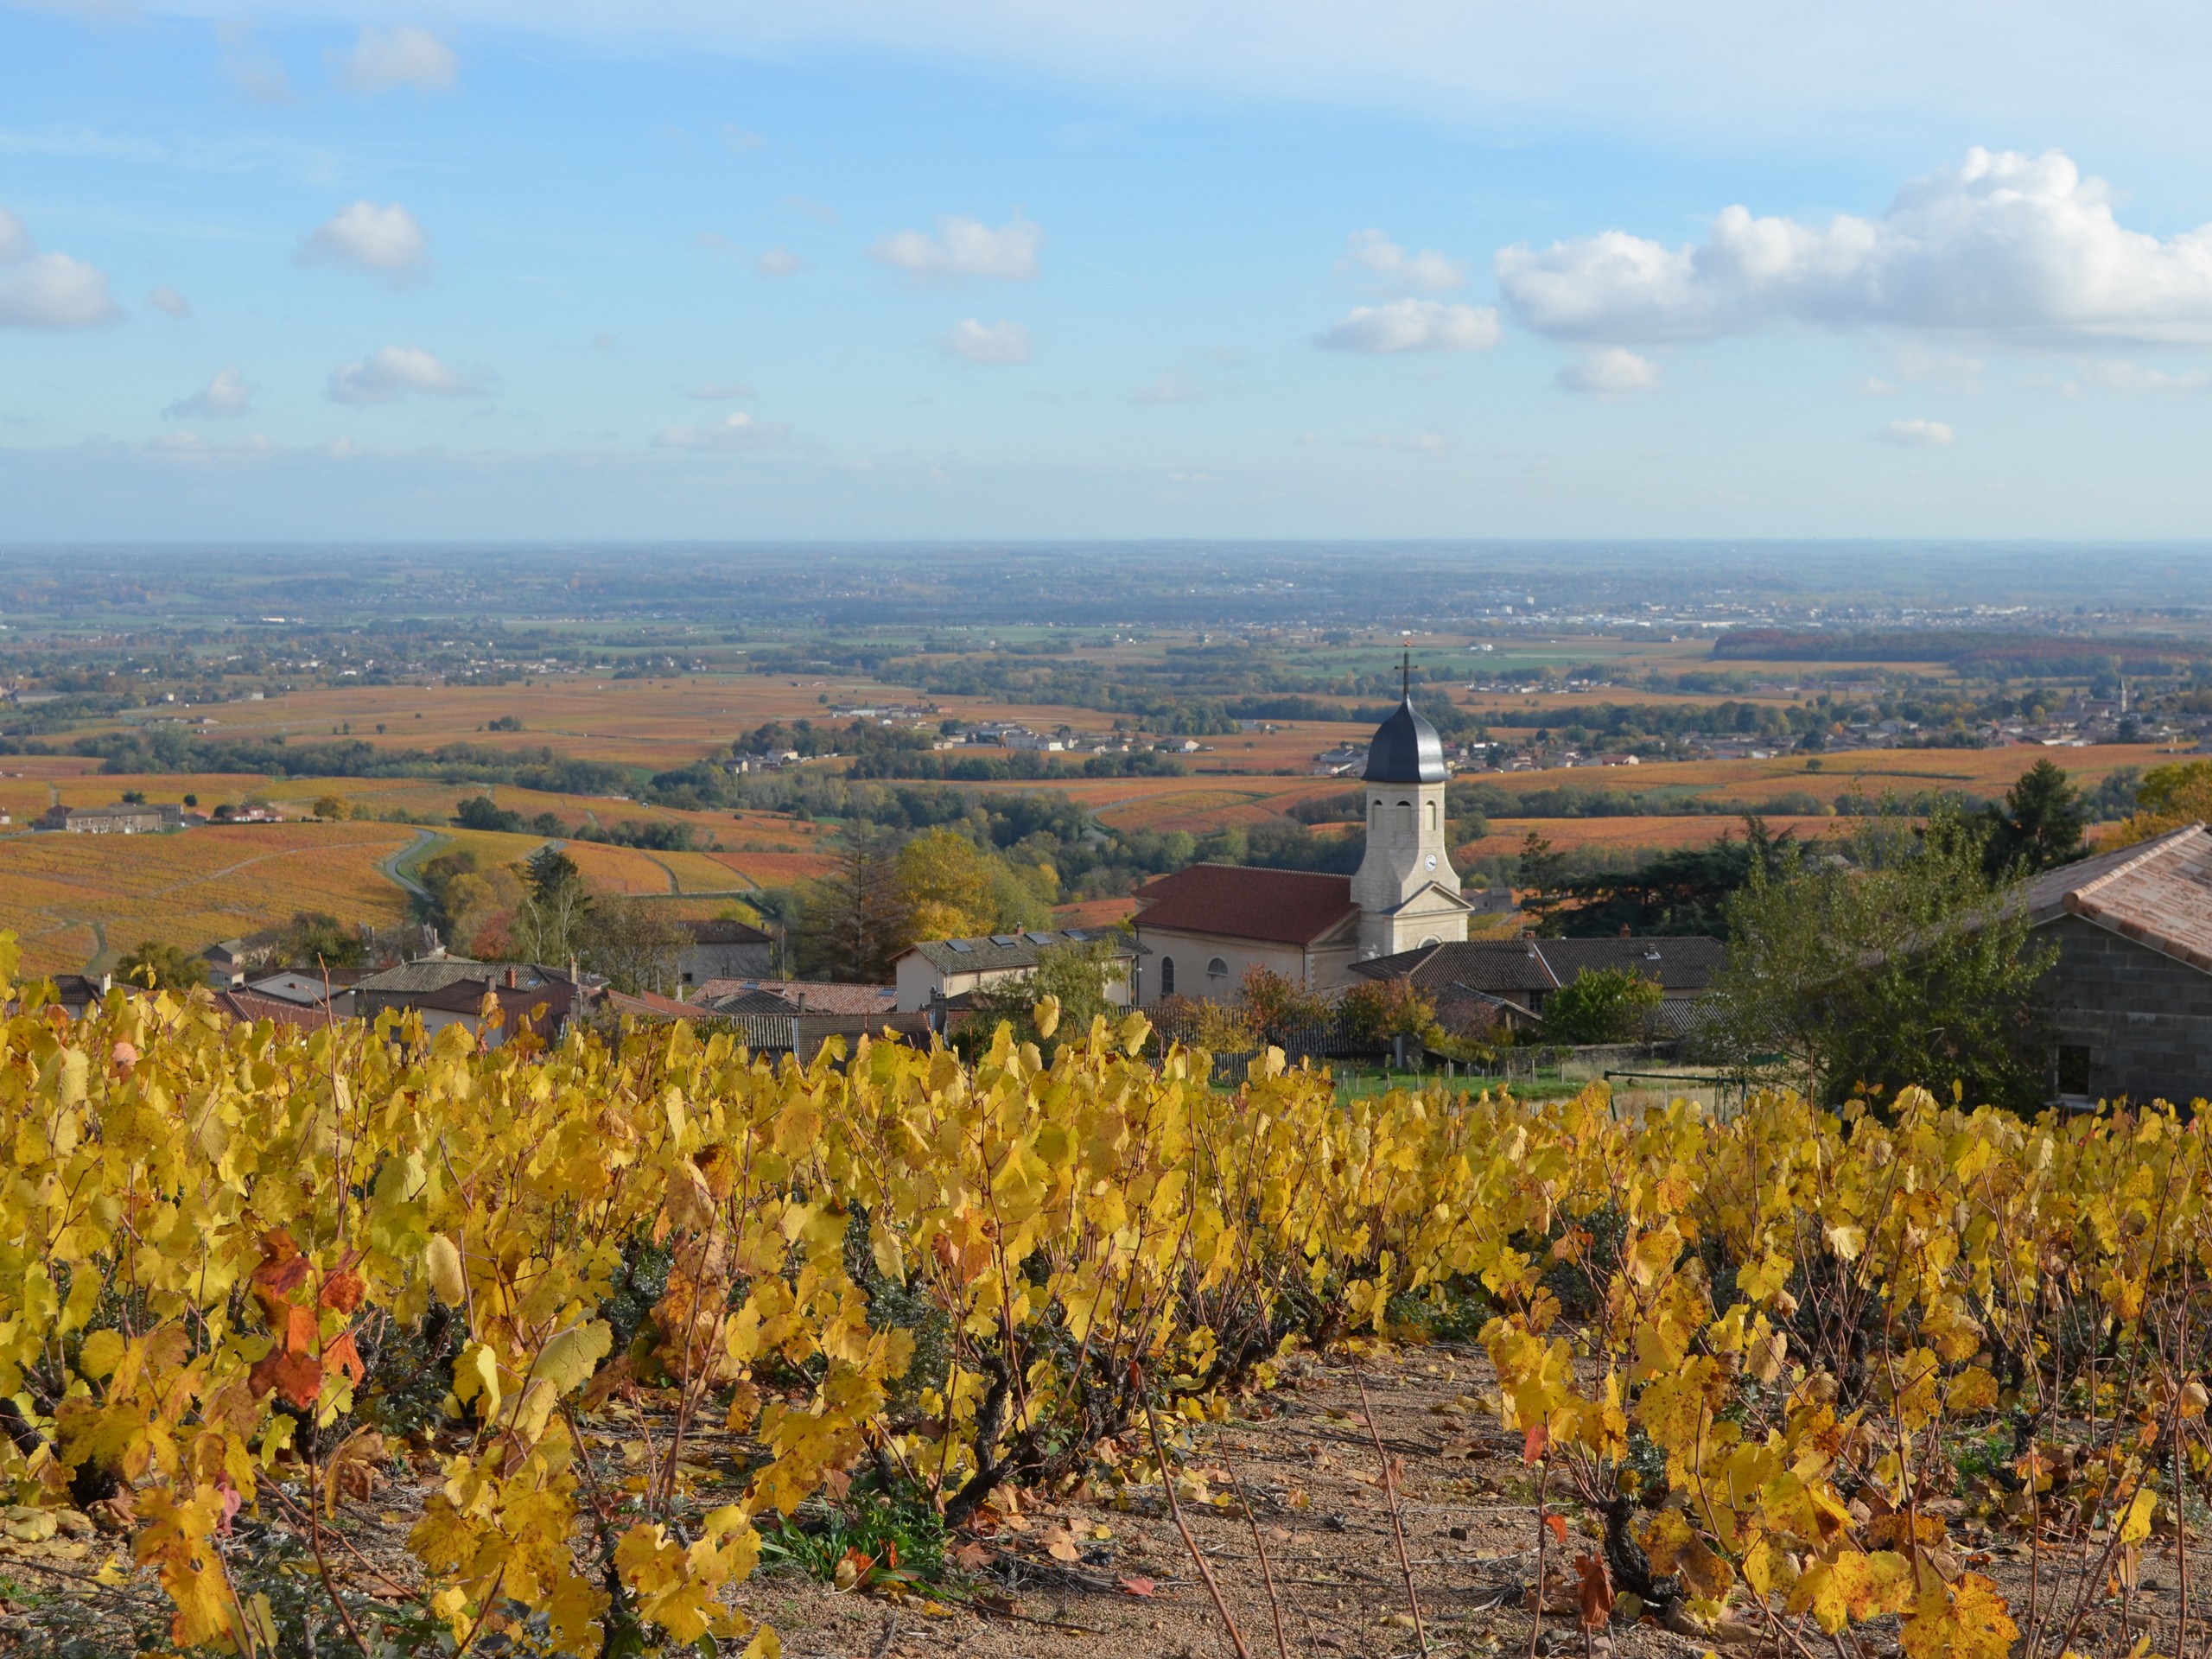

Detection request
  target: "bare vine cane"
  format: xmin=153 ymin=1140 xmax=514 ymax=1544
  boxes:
xmin=1140 ymin=1364 xmax=1254 ymax=1659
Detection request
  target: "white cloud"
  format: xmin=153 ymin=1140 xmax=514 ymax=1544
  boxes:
xmin=754 ymin=248 xmax=803 ymax=276
xmin=1313 ymin=298 xmax=1499 ymax=353
xmin=0 ymin=207 xmax=119 ymax=329
xmin=1877 ymin=417 xmax=1955 ymax=446
xmin=340 ymin=26 xmax=458 ymax=95
xmin=302 ymin=201 xmax=429 ymax=276
xmin=163 ymin=365 xmax=253 ymax=420
xmin=872 ymin=213 xmax=1041 ymax=282
xmin=2074 ymin=359 xmax=2212 ymax=394
xmin=943 ymin=318 xmax=1033 ymax=365
xmin=652 ymin=411 xmax=786 ymax=448
xmin=1338 ymin=228 xmax=1464 ymax=293
xmin=1554 ymin=346 xmax=1661 ymax=396
xmin=1498 ymin=148 xmax=2212 ymax=346
xmin=1133 ymin=372 xmax=1201 ymax=404
xmin=148 ymin=283 xmax=191 ymax=319
xmin=685 ymin=381 xmax=756 ymax=400
xmin=326 ymin=345 xmax=484 ymax=404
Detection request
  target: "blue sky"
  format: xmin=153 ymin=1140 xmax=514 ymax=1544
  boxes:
xmin=7 ymin=0 xmax=2212 ymax=541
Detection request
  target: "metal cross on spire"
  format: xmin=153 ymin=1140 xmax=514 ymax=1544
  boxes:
xmin=1402 ymin=647 xmax=1410 ymax=701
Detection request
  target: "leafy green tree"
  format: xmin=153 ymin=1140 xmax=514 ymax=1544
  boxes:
xmin=457 ymin=795 xmax=525 ymax=834
xmin=1701 ymin=806 xmax=2056 ymax=1110
xmin=115 ymin=939 xmax=204 ymax=991
xmin=270 ymin=912 xmax=366 ymax=971
xmin=312 ymin=795 xmax=349 ymax=821
xmin=1540 ymin=817 xmax=1803 ymax=938
xmin=1340 ymin=977 xmax=1441 ymax=1052
xmin=1982 ymin=759 xmax=2088 ymax=876
xmin=510 ymin=845 xmax=593 ymax=963
xmin=1542 ymin=967 xmax=1663 ymax=1044
xmin=967 ymin=938 xmax=1122 ymax=1055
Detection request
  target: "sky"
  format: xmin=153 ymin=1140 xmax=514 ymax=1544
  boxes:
xmin=8 ymin=1 xmax=2212 ymax=542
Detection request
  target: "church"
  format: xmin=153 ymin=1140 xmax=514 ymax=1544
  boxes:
xmin=1130 ymin=682 xmax=1476 ymax=1006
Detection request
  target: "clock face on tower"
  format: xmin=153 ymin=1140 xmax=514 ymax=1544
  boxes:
xmin=1424 ymin=854 xmax=1437 ymax=871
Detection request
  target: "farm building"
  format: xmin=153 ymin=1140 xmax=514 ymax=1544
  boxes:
xmin=893 ymin=926 xmax=1140 ymax=1013
xmin=2019 ymin=823 xmax=2212 ymax=1109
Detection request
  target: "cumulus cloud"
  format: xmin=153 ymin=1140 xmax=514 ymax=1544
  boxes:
xmin=652 ymin=411 xmax=786 ymax=448
xmin=685 ymin=380 xmax=756 ymax=400
xmin=1877 ymin=417 xmax=1955 ymax=446
xmin=340 ymin=26 xmax=458 ymax=94
xmin=872 ymin=213 xmax=1041 ymax=282
xmin=148 ymin=284 xmax=191 ymax=319
xmin=1555 ymin=346 xmax=1662 ymax=396
xmin=2075 ymin=359 xmax=2212 ymax=393
xmin=1338 ymin=228 xmax=1464 ymax=293
xmin=1313 ymin=298 xmax=1499 ymax=353
xmin=163 ymin=365 xmax=253 ymax=420
xmin=754 ymin=248 xmax=803 ymax=276
xmin=943 ymin=318 xmax=1033 ymax=365
xmin=0 ymin=207 xmax=119 ymax=329
xmin=1498 ymin=147 xmax=2212 ymax=346
xmin=326 ymin=345 xmax=484 ymax=405
xmin=302 ymin=201 xmax=429 ymax=276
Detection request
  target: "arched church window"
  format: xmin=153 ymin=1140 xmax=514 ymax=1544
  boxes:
xmin=1426 ymin=800 xmax=1437 ymax=830
xmin=1370 ymin=798 xmax=1381 ymax=825
xmin=1397 ymin=801 xmax=1413 ymax=835
xmin=1206 ymin=957 xmax=1229 ymax=978
xmin=1159 ymin=957 xmax=1175 ymax=995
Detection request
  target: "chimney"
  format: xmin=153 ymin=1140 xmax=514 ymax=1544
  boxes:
xmin=99 ymin=973 xmax=111 ymax=995
xmin=505 ymin=966 xmax=518 ymax=989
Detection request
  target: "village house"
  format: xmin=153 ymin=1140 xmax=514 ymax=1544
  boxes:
xmin=676 ymin=918 xmax=774 ymax=989
xmin=38 ymin=802 xmax=178 ymax=835
xmin=892 ymin=926 xmax=1140 ymax=1013
xmin=1348 ymin=936 xmax=1726 ymax=1034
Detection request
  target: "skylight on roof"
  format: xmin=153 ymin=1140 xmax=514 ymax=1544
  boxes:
xmin=1026 ymin=931 xmax=1054 ymax=944
xmin=990 ymin=934 xmax=1019 ymax=946
xmin=946 ymin=940 xmax=973 ymax=953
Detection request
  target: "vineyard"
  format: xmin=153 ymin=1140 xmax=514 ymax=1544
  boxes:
xmin=3 ymin=938 xmax=2210 ymax=1658
xmin=0 ymin=824 xmax=416 ymax=976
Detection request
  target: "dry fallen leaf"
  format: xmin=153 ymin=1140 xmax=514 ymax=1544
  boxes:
xmin=1117 ymin=1575 xmax=1157 ymax=1598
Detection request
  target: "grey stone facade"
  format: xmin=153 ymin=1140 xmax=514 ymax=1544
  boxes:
xmin=2041 ymin=913 xmax=2212 ymax=1108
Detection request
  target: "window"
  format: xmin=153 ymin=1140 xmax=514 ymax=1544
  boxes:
xmin=2056 ymin=1044 xmax=2092 ymax=1096
xmin=1206 ymin=957 xmax=1230 ymax=978
xmin=1370 ymin=798 xmax=1381 ymax=825
xmin=1159 ymin=957 xmax=1175 ymax=995
xmin=1397 ymin=801 xmax=1413 ymax=834
xmin=1426 ymin=800 xmax=1437 ymax=831
xmin=1420 ymin=936 xmax=1440 ymax=947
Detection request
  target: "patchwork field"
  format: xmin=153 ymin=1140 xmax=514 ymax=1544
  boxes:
xmin=0 ymin=823 xmax=416 ymax=977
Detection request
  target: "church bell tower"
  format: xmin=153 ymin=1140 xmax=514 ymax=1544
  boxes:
xmin=1351 ymin=655 xmax=1471 ymax=958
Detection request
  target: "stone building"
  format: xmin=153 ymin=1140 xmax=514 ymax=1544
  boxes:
xmin=2018 ymin=824 xmax=2212 ymax=1108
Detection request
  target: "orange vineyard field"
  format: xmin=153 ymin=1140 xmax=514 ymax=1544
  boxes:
xmin=0 ymin=823 xmax=416 ymax=976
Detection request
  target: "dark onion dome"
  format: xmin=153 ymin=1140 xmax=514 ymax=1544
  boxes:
xmin=1363 ymin=696 xmax=1447 ymax=785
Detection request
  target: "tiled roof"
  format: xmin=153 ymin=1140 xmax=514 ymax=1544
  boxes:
xmin=696 ymin=979 xmax=897 ymax=1016
xmin=2020 ymin=823 xmax=2212 ymax=974
xmin=211 ymin=990 xmax=341 ymax=1031
xmin=903 ymin=926 xmax=1138 ymax=975
xmin=1132 ymin=864 xmax=1360 ymax=946
xmin=355 ymin=960 xmax=572 ymax=995
xmin=1353 ymin=935 xmax=1725 ymax=995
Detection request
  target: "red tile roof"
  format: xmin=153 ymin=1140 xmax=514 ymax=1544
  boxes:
xmin=1133 ymin=864 xmax=1359 ymax=947
xmin=210 ymin=990 xmax=342 ymax=1032
xmin=695 ymin=979 xmax=898 ymax=1016
xmin=2023 ymin=823 xmax=2212 ymax=973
